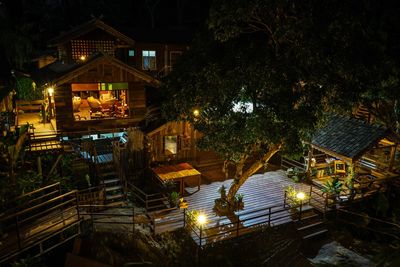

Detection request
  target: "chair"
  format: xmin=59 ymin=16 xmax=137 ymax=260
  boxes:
xmin=72 ymin=96 xmax=82 ymax=112
xmin=87 ymin=96 xmax=110 ymax=117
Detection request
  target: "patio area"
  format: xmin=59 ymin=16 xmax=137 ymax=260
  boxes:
xmin=152 ymin=170 xmax=312 ymax=244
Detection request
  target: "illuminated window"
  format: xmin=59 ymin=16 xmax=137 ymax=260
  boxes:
xmin=142 ymin=50 xmax=156 ymax=70
xmin=128 ymin=50 xmax=135 ymax=57
xmin=164 ymin=135 xmax=177 ymax=155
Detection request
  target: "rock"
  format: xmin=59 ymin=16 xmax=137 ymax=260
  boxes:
xmin=309 ymin=241 xmax=374 ymax=267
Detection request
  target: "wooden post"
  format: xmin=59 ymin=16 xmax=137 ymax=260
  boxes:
xmin=306 ymin=147 xmax=314 ymax=181
xmin=37 ymin=156 xmax=43 ymax=179
xmin=389 ymin=145 xmax=397 ymax=171
xmin=236 ymin=219 xmax=240 ymax=237
xmin=283 ymin=191 xmax=287 ymax=208
xmin=298 ymin=201 xmax=303 ymax=221
xmin=199 ymin=225 xmax=202 ymax=247
xmin=268 ymin=207 xmax=271 ymax=226
xmin=183 ymin=208 xmax=186 ymax=227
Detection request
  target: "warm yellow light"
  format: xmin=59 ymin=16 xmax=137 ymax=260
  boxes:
xmin=193 ymin=109 xmax=200 ymax=117
xmin=80 ymin=55 xmax=86 ymax=61
xmin=197 ymin=213 xmax=207 ymax=226
xmin=296 ymin=192 xmax=306 ymax=200
xmin=47 ymin=87 xmax=54 ymax=96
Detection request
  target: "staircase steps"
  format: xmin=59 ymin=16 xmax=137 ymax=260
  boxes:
xmin=297 ymin=221 xmax=324 ymax=231
xmin=97 ymin=162 xmax=125 ymax=205
xmin=302 ymin=229 xmax=328 ymax=240
xmin=295 ymin=209 xmax=328 ymax=241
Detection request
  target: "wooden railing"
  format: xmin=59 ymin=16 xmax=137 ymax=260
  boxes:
xmin=336 ymin=208 xmax=400 ymax=240
xmin=1 ymin=182 xmax=62 ymax=215
xmin=0 ymin=190 xmax=81 ymax=264
xmin=184 ymin=202 xmax=302 ymax=247
xmin=281 ymin=157 xmax=306 ymax=172
xmin=129 ymin=183 xmax=170 ymax=213
xmin=78 ymin=204 xmax=140 ymax=233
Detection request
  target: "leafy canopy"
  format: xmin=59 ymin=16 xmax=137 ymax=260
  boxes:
xmin=162 ymin=30 xmax=323 ymax=163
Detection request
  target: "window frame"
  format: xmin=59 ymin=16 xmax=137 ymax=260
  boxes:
xmin=142 ymin=50 xmax=157 ymax=70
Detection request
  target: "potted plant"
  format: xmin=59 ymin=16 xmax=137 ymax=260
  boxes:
xmin=234 ymin=193 xmax=244 ymax=210
xmin=321 ymin=177 xmax=343 ymax=206
xmin=169 ymin=191 xmax=180 ymax=208
xmin=218 ymin=185 xmax=227 ymax=200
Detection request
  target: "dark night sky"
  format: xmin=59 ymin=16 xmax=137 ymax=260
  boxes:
xmin=1 ymin=0 xmax=211 ymax=47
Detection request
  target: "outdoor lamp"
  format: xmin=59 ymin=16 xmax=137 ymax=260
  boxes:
xmin=193 ymin=109 xmax=200 ymax=117
xmin=47 ymin=86 xmax=54 ymax=96
xmin=296 ymin=192 xmax=306 ymax=200
xmin=197 ymin=213 xmax=207 ymax=226
xmin=80 ymin=55 xmax=87 ymax=61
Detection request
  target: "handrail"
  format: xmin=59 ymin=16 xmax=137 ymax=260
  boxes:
xmin=0 ymin=190 xmax=78 ymax=222
xmin=15 ymin=182 xmax=60 ymax=200
xmin=337 ymin=208 xmax=400 ymax=229
xmin=184 ymin=201 xmax=301 ymax=246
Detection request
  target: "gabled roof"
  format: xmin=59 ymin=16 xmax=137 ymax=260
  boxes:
xmin=48 ymin=18 xmax=135 ymax=46
xmin=31 ymin=53 xmax=160 ymax=87
xmin=311 ymin=115 xmax=389 ymax=162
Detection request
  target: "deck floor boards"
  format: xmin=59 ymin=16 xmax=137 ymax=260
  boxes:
xmin=154 ymin=170 xmax=311 ymax=243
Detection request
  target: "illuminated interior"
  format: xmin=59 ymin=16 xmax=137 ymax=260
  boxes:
xmin=71 ymin=83 xmax=129 ymax=121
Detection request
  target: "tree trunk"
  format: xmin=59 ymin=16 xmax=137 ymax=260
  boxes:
xmin=226 ymin=143 xmax=282 ymax=205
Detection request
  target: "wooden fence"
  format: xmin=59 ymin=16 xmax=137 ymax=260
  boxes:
xmin=281 ymin=157 xmax=306 ymax=172
xmin=0 ymin=190 xmax=81 ymax=264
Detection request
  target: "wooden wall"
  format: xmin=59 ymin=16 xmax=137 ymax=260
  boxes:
xmin=147 ymin=121 xmax=198 ymax=163
xmin=54 ymin=61 xmax=150 ymax=133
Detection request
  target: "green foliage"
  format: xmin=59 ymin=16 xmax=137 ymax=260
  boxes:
xmin=234 ymin=193 xmax=244 ymax=202
xmin=208 ymin=0 xmax=400 ymax=134
xmin=11 ymin=256 xmax=45 ymax=267
xmin=169 ymin=191 xmax=180 ymax=207
xmin=321 ymin=178 xmax=343 ymax=196
xmin=285 ymin=186 xmax=309 ymax=206
xmin=15 ymin=77 xmax=42 ymax=101
xmin=218 ymin=185 xmax=227 ymax=199
xmin=286 ymin=167 xmax=306 ymax=183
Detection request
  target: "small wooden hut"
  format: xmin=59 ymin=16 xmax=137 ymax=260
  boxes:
xmin=307 ymin=115 xmax=399 ymax=195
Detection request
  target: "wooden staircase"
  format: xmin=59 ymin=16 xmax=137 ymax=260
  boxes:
xmin=98 ymin=161 xmax=126 ymax=206
xmin=295 ymin=208 xmax=328 ymax=241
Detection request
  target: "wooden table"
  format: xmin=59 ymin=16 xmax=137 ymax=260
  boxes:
xmin=152 ymin=163 xmax=201 ymax=195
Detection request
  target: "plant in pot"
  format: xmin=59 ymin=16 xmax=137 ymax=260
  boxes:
xmin=321 ymin=177 xmax=343 ymax=206
xmin=214 ymin=185 xmax=229 ymax=215
xmin=218 ymin=185 xmax=227 ymax=200
xmin=234 ymin=193 xmax=244 ymax=210
xmin=169 ymin=191 xmax=180 ymax=208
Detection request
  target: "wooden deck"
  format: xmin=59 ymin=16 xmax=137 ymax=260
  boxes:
xmin=153 ymin=170 xmax=311 ymax=243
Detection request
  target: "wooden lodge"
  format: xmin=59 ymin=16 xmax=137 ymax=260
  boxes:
xmin=31 ymin=18 xmax=190 ymax=133
xmin=306 ymin=115 xmax=400 ymax=199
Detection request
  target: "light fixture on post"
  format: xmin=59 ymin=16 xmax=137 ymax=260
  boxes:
xmin=193 ymin=108 xmax=200 ymax=117
xmin=47 ymin=86 xmax=55 ymax=119
xmin=196 ymin=213 xmax=207 ymax=246
xmin=296 ymin=191 xmax=306 ymax=220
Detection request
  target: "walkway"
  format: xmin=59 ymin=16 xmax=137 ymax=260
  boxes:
xmin=153 ymin=170 xmax=311 ymax=237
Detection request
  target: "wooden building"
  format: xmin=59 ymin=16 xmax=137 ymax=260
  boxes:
xmin=32 ymin=18 xmax=190 ymax=133
xmin=307 ymin=115 xmax=399 ymax=196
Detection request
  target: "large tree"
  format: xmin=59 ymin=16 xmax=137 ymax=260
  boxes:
xmin=208 ymin=0 xmax=400 ymax=134
xmin=162 ymin=28 xmax=324 ymax=204
xmin=162 ymin=0 xmax=400 ymax=205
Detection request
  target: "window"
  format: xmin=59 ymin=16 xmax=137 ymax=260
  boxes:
xmin=128 ymin=50 xmax=135 ymax=57
xmin=164 ymin=135 xmax=177 ymax=155
xmin=142 ymin=50 xmax=156 ymax=70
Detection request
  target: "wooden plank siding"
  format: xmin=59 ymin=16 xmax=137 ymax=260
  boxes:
xmin=54 ymin=61 xmax=151 ymax=132
xmin=147 ymin=121 xmax=199 ymax=163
